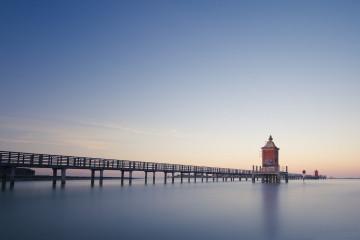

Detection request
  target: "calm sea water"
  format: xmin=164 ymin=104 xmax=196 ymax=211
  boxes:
xmin=1 ymin=179 xmax=359 ymax=240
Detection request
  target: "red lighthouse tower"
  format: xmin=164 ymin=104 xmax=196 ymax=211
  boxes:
xmin=262 ymin=135 xmax=279 ymax=172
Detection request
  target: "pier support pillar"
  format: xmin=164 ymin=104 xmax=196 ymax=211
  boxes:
xmin=180 ymin=172 xmax=183 ymax=183
xmin=194 ymin=173 xmax=197 ymax=183
xmin=285 ymin=173 xmax=289 ymax=184
xmin=251 ymin=174 xmax=255 ymax=183
xmin=188 ymin=173 xmax=190 ymax=183
xmin=153 ymin=171 xmax=156 ymax=184
xmin=164 ymin=172 xmax=167 ymax=184
xmin=91 ymin=169 xmax=95 ymax=187
xmin=201 ymin=175 xmax=204 ymax=183
xmin=99 ymin=170 xmax=104 ymax=186
xmin=121 ymin=170 xmax=124 ymax=186
xmin=61 ymin=168 xmax=66 ymax=187
xmin=206 ymin=173 xmax=208 ymax=182
xmin=52 ymin=168 xmax=58 ymax=188
xmin=172 ymin=172 xmax=175 ymax=184
xmin=1 ymin=169 xmax=6 ymax=191
xmin=9 ymin=167 xmax=15 ymax=189
xmin=145 ymin=171 xmax=148 ymax=185
xmin=129 ymin=171 xmax=133 ymax=185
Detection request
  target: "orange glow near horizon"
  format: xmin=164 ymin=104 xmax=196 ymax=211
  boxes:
xmin=2 ymin=118 xmax=358 ymax=177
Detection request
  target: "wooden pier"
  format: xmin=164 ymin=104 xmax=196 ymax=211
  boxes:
xmin=0 ymin=150 xmax=302 ymax=190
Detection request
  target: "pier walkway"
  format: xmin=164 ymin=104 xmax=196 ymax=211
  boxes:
xmin=0 ymin=150 xmax=301 ymax=189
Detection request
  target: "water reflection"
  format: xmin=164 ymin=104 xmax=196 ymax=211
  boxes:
xmin=261 ymin=184 xmax=280 ymax=240
xmin=1 ymin=180 xmax=360 ymax=240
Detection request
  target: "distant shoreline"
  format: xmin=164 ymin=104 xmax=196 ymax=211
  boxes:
xmin=329 ymin=177 xmax=360 ymax=180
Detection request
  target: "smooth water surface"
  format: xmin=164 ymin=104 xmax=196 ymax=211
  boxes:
xmin=1 ymin=179 xmax=359 ymax=240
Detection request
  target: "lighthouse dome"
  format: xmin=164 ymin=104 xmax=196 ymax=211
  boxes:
xmin=262 ymin=135 xmax=279 ymax=149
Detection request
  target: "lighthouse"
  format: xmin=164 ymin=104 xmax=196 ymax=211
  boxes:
xmin=262 ymin=135 xmax=279 ymax=172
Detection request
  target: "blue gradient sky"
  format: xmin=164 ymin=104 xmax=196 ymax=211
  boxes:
xmin=1 ymin=0 xmax=360 ymax=176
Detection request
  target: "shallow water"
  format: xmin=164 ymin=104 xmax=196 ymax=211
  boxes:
xmin=1 ymin=179 xmax=359 ymax=240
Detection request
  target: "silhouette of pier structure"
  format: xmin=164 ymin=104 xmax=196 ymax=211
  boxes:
xmin=0 ymin=149 xmax=304 ymax=190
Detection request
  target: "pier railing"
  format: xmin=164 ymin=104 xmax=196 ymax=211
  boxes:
xmin=251 ymin=165 xmax=289 ymax=174
xmin=0 ymin=151 xmax=252 ymax=175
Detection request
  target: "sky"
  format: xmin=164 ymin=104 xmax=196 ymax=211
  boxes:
xmin=1 ymin=0 xmax=360 ymax=177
